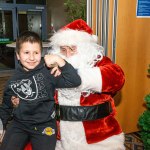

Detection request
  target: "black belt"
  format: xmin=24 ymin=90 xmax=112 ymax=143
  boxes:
xmin=55 ymin=101 xmax=112 ymax=121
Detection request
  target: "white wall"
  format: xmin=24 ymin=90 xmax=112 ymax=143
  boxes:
xmin=46 ymin=0 xmax=68 ymax=38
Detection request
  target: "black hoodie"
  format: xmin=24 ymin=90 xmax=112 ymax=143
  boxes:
xmin=0 ymin=60 xmax=81 ymax=128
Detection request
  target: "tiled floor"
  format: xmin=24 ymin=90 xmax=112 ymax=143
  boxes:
xmin=125 ymin=132 xmax=144 ymax=150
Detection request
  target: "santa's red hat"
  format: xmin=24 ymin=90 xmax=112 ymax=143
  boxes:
xmin=50 ymin=19 xmax=97 ymax=47
xmin=62 ymin=19 xmax=93 ymax=35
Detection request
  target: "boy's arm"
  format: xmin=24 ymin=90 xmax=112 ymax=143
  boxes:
xmin=55 ymin=61 xmax=81 ymax=88
xmin=44 ymin=54 xmax=81 ymax=88
xmin=0 ymin=83 xmax=13 ymax=129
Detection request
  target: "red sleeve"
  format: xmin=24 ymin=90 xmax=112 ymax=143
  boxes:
xmin=96 ymin=56 xmax=125 ymax=94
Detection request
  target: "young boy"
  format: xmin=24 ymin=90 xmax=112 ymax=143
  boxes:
xmin=0 ymin=31 xmax=81 ymax=150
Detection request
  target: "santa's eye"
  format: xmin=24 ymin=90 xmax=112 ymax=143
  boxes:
xmin=61 ymin=48 xmax=66 ymax=51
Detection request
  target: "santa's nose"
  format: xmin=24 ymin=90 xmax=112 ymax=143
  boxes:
xmin=65 ymin=50 xmax=72 ymax=58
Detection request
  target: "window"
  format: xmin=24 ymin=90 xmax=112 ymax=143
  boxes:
xmin=0 ymin=2 xmax=47 ymax=72
xmin=18 ymin=11 xmax=42 ymax=38
xmin=0 ymin=10 xmax=15 ymax=71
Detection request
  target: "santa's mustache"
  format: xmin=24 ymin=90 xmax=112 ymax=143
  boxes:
xmin=48 ymin=45 xmax=102 ymax=69
xmin=58 ymin=53 xmax=83 ymax=69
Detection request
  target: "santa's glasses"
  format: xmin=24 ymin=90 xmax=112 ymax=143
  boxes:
xmin=60 ymin=46 xmax=77 ymax=56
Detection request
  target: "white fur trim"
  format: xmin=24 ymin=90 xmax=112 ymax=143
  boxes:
xmin=57 ymin=88 xmax=81 ymax=106
xmin=56 ymin=119 xmax=125 ymax=150
xmin=78 ymin=67 xmax=102 ymax=93
xmin=50 ymin=29 xmax=97 ymax=47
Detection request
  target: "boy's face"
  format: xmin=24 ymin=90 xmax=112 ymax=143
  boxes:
xmin=16 ymin=42 xmax=42 ymax=71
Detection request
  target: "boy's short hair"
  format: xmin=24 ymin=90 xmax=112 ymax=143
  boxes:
xmin=16 ymin=31 xmax=42 ymax=54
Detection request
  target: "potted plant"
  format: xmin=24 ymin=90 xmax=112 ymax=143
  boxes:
xmin=64 ymin=0 xmax=86 ymax=22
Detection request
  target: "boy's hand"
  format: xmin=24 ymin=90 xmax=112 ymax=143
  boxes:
xmin=44 ymin=54 xmax=65 ymax=68
xmin=11 ymin=96 xmax=20 ymax=107
xmin=51 ymin=66 xmax=61 ymax=77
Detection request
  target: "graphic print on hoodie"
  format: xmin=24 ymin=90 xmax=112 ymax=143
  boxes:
xmin=10 ymin=73 xmax=48 ymax=101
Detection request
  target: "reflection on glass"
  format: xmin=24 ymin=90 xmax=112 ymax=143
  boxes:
xmin=18 ymin=11 xmax=42 ymax=38
xmin=0 ymin=10 xmax=15 ymax=70
xmin=0 ymin=10 xmax=13 ymax=40
xmin=16 ymin=0 xmax=46 ymax=5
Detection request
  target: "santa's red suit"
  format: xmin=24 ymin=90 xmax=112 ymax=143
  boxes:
xmin=24 ymin=19 xmax=125 ymax=150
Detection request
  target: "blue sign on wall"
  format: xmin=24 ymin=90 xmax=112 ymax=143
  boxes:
xmin=136 ymin=0 xmax=150 ymax=17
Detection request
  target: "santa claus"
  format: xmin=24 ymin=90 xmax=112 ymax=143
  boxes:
xmin=25 ymin=19 xmax=125 ymax=150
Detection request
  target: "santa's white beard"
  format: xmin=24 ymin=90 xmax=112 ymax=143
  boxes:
xmin=65 ymin=54 xmax=88 ymax=69
xmin=49 ymin=43 xmax=104 ymax=69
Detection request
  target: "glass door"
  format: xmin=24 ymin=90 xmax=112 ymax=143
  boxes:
xmin=0 ymin=2 xmax=47 ymax=72
xmin=0 ymin=7 xmax=16 ymax=70
xmin=0 ymin=7 xmax=16 ymax=42
xmin=18 ymin=10 xmax=42 ymax=38
xmin=17 ymin=5 xmax=47 ymax=40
